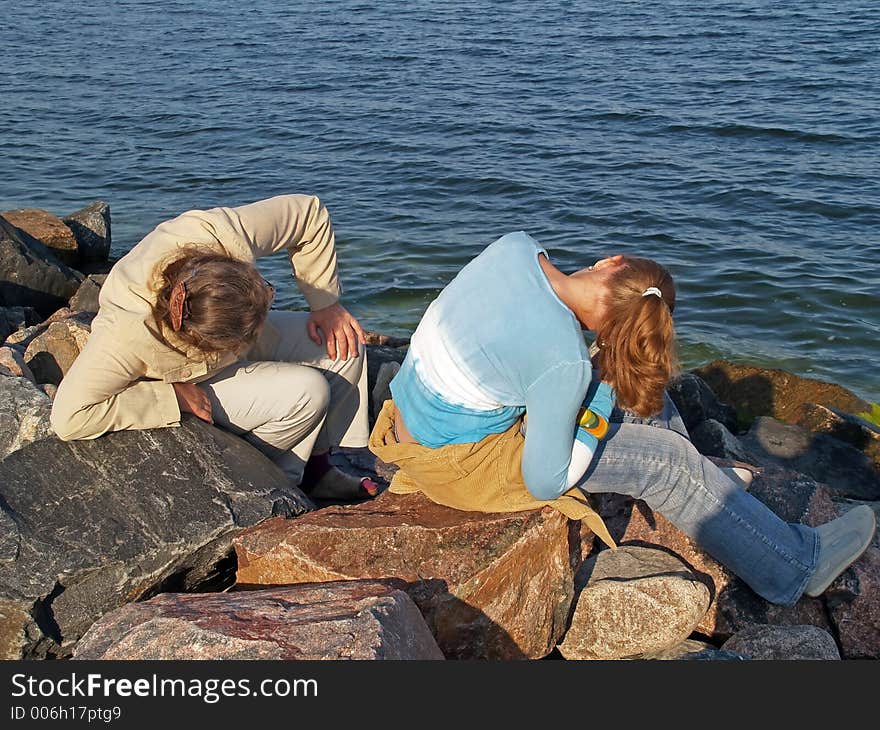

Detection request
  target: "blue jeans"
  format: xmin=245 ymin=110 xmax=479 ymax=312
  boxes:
xmin=578 ymin=394 xmax=819 ymax=605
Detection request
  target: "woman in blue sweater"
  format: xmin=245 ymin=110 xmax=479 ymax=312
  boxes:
xmin=384 ymin=231 xmax=875 ymax=606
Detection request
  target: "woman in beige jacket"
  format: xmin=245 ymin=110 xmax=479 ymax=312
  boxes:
xmin=50 ymin=194 xmax=376 ymax=499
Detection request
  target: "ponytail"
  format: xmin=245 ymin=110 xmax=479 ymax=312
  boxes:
xmin=595 ymin=256 xmax=678 ymax=417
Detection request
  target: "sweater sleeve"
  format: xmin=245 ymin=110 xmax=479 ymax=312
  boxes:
xmin=520 ymin=361 xmax=591 ymax=501
xmin=221 ymin=194 xmax=341 ymax=311
xmin=50 ymin=318 xmax=181 ymax=441
xmin=566 ymin=379 xmax=616 ymax=487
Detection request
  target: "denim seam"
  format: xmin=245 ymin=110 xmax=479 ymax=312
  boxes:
xmin=598 ymin=453 xmax=816 ymax=593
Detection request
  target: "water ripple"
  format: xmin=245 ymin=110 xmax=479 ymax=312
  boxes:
xmin=2 ymin=0 xmax=879 ymax=401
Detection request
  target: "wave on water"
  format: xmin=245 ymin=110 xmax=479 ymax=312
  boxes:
xmin=1 ymin=0 xmax=878 ymax=401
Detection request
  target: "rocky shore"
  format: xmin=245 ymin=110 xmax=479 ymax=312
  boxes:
xmin=1 ymin=203 xmax=878 ymax=661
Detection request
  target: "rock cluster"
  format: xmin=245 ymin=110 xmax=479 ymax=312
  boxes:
xmin=1 ymin=201 xmax=877 ymax=660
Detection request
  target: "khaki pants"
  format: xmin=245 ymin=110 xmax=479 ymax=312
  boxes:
xmin=200 ymin=310 xmax=370 ymax=484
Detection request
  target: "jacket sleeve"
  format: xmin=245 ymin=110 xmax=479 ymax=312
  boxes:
xmin=50 ymin=318 xmax=181 ymax=441
xmin=520 ymin=361 xmax=592 ymax=501
xmin=221 ymin=194 xmax=341 ymax=311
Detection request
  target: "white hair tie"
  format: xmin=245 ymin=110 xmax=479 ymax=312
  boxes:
xmin=642 ymin=286 xmax=663 ymax=299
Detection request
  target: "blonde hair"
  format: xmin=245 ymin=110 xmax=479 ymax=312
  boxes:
xmin=151 ymin=246 xmax=274 ymax=353
xmin=595 ymin=256 xmax=678 ymax=416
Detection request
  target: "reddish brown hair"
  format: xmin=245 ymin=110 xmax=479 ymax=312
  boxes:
xmin=595 ymin=256 xmax=678 ymax=416
xmin=152 ymin=247 xmax=274 ymax=353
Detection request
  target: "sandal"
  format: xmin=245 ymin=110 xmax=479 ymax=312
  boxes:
xmin=303 ymin=466 xmax=379 ymax=501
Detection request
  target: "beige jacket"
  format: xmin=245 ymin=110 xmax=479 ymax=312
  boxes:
xmin=50 ymin=194 xmax=341 ymax=441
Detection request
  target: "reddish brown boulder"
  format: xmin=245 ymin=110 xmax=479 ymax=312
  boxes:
xmin=23 ymin=312 xmax=93 ymax=385
xmin=0 ymin=346 xmax=34 ymax=382
xmin=5 ymin=322 xmax=47 ymax=348
xmin=2 ymin=208 xmax=79 ymax=266
xmin=594 ymin=463 xmax=837 ymax=638
xmin=73 ymin=581 xmax=444 ymax=660
xmin=234 ymin=491 xmax=580 ymax=659
xmin=825 ymin=546 xmax=880 ymax=659
xmin=694 ymin=360 xmax=869 ymax=430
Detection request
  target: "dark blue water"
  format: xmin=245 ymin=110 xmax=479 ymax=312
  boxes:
xmin=2 ymin=1 xmax=879 ymax=402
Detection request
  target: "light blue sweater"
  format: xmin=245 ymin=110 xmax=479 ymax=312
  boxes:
xmin=391 ymin=231 xmax=610 ymax=500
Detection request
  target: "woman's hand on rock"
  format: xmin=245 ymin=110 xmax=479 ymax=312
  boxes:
xmin=307 ymin=302 xmax=366 ymax=360
xmin=172 ymin=382 xmax=213 ymax=424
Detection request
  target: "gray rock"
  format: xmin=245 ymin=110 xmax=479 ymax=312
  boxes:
xmin=1 ymin=306 xmax=41 ymax=342
xmin=796 ymin=403 xmax=880 ymax=471
xmin=690 ymin=418 xmax=751 ymax=461
xmin=62 ymin=201 xmax=111 ymax=263
xmin=637 ymin=639 xmax=749 ymax=660
xmin=681 ymin=649 xmax=750 ymax=661
xmin=667 ymin=372 xmax=738 ymax=434
xmin=0 ymin=416 xmax=312 ymax=659
xmin=558 ymin=546 xmax=711 ymax=660
xmin=635 ymin=638 xmax=713 ymax=659
xmin=363 ymin=331 xmax=410 ymax=348
xmin=68 ymin=275 xmax=106 ymax=314
xmin=372 ymin=360 xmax=401 ymax=422
xmin=73 ymin=580 xmax=444 ymax=660
xmin=721 ymin=624 xmax=840 ymax=660
xmin=0 ymin=375 xmax=54 ymax=460
xmin=1 ymin=305 xmax=41 ymax=330
xmin=0 ymin=215 xmax=83 ymax=317
xmin=742 ymin=416 xmax=880 ymax=500
xmin=366 ymin=343 xmax=407 ymax=424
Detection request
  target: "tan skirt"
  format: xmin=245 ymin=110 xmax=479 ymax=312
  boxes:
xmin=368 ymin=399 xmax=616 ymax=550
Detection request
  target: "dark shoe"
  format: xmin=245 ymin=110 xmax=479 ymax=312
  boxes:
xmin=304 ymin=466 xmax=379 ymax=501
xmin=804 ymin=505 xmax=876 ymax=597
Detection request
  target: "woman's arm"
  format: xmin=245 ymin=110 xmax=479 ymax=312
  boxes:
xmin=566 ymin=379 xmax=615 ymax=486
xmin=50 ymin=322 xmax=180 ymax=441
xmin=221 ymin=194 xmax=341 ymax=312
xmin=521 ymin=363 xmax=615 ymax=500
xmin=222 ymin=194 xmax=364 ymax=359
xmin=521 ymin=361 xmax=591 ymax=500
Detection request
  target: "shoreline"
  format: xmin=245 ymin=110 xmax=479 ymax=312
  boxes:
xmin=2 ymin=201 xmax=878 ymax=662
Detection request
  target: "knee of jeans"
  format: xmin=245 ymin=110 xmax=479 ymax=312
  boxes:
xmin=647 ymin=426 xmax=701 ymax=474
